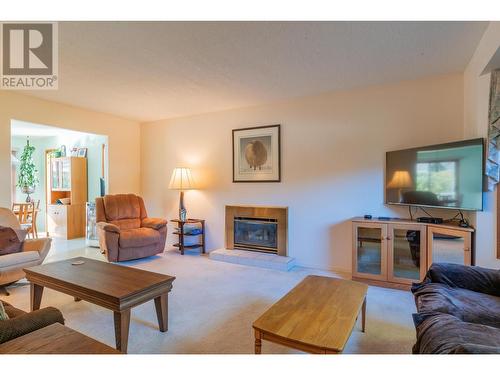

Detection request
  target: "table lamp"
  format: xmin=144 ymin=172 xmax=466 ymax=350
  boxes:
xmin=169 ymin=167 xmax=195 ymax=221
xmin=387 ymin=170 xmax=413 ymax=203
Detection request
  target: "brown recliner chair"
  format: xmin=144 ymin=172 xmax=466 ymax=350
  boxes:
xmin=96 ymin=194 xmax=167 ymax=262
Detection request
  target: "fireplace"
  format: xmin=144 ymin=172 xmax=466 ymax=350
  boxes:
xmin=226 ymin=205 xmax=288 ymax=256
xmin=234 ymin=217 xmax=278 ymax=252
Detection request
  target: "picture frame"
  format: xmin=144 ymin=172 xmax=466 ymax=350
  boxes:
xmin=77 ymin=147 xmax=87 ymax=158
xmin=70 ymin=148 xmax=78 ymax=157
xmin=232 ymin=124 xmax=281 ymax=182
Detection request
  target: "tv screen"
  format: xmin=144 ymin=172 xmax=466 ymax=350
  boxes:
xmin=385 ymin=138 xmax=484 ymax=211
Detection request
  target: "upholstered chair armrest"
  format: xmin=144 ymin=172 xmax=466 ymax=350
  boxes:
xmin=97 ymin=222 xmax=121 ymax=234
xmin=141 ymin=218 xmax=167 ymax=230
xmin=0 ymin=307 xmax=64 ymax=344
xmin=97 ymin=222 xmax=120 ymax=262
xmin=22 ymin=238 xmax=52 ymax=261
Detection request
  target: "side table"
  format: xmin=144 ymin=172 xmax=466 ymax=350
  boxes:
xmin=171 ymin=219 xmax=205 ymax=255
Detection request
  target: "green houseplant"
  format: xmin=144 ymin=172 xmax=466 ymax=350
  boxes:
xmin=17 ymin=139 xmax=39 ymax=202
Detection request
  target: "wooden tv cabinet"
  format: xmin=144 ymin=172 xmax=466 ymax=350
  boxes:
xmin=351 ymin=217 xmax=474 ymax=290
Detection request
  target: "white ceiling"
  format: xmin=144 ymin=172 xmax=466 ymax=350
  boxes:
xmin=24 ymin=21 xmax=488 ymax=122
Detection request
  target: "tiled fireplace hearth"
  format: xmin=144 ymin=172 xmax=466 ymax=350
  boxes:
xmin=209 ymin=205 xmax=295 ymax=271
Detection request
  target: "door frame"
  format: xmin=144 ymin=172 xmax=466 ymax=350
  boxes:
xmin=45 ymin=149 xmax=57 ymax=236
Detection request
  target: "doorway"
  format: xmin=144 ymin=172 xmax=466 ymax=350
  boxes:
xmin=10 ymin=119 xmax=109 ymax=242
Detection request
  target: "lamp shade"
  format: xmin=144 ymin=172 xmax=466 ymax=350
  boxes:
xmin=169 ymin=167 xmax=195 ymax=190
xmin=387 ymin=170 xmax=413 ymax=189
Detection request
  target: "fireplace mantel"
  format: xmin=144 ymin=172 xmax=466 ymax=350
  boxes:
xmin=225 ymin=205 xmax=288 ymax=256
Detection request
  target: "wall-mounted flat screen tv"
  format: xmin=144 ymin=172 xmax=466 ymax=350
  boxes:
xmin=385 ymin=138 xmax=484 ymax=211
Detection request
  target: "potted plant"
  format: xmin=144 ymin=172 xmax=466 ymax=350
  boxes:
xmin=17 ymin=139 xmax=39 ymax=202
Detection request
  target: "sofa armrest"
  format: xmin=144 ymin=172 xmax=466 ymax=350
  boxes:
xmin=97 ymin=222 xmax=120 ymax=234
xmin=22 ymin=238 xmax=52 ymax=261
xmin=141 ymin=217 xmax=167 ymax=230
xmin=414 ymin=263 xmax=500 ymax=297
xmin=0 ymin=307 xmax=64 ymax=344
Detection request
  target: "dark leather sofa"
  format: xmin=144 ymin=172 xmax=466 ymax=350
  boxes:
xmin=0 ymin=300 xmax=64 ymax=344
xmin=411 ymin=263 xmax=500 ymax=354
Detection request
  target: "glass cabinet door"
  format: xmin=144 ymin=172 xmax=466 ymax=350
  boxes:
xmin=353 ymin=223 xmax=387 ymax=280
xmin=388 ymin=224 xmax=426 ymax=283
xmin=428 ymin=227 xmax=471 ymax=267
xmin=60 ymin=159 xmax=71 ymax=190
xmin=51 ymin=159 xmax=60 ymax=189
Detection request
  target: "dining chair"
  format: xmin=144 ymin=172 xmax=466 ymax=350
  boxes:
xmin=30 ymin=200 xmax=40 ymax=239
xmin=11 ymin=202 xmax=37 ymax=239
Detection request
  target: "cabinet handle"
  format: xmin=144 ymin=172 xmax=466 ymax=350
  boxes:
xmin=464 ymin=248 xmax=470 ymax=252
xmin=386 ymin=236 xmax=392 ymax=240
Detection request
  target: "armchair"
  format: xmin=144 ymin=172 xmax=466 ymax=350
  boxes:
xmin=0 ymin=208 xmax=51 ymax=295
xmin=96 ymin=194 xmax=167 ymax=262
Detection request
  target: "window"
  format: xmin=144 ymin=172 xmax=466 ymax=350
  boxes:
xmin=416 ymin=161 xmax=458 ymax=201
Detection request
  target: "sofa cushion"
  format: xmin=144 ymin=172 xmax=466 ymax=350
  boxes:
xmin=110 ymin=218 xmax=141 ymax=230
xmin=119 ymin=228 xmax=160 ymax=248
xmin=0 ymin=226 xmax=27 ymax=256
xmin=416 ymin=263 xmax=500 ymax=297
xmin=0 ymin=251 xmax=40 ymax=271
xmin=413 ymin=313 xmax=500 ymax=354
xmin=103 ymin=194 xmax=141 ymax=222
xmin=414 ymin=282 xmax=500 ymax=329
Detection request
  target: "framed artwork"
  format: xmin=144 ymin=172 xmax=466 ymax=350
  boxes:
xmin=70 ymin=148 xmax=78 ymax=157
xmin=232 ymin=124 xmax=281 ymax=182
xmin=77 ymin=148 xmax=87 ymax=157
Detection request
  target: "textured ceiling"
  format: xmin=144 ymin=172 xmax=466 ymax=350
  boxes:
xmin=24 ymin=21 xmax=488 ymax=122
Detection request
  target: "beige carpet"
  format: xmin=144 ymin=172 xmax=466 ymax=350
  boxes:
xmin=3 ymin=240 xmax=417 ymax=354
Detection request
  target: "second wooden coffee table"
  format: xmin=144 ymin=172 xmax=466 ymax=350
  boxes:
xmin=253 ymin=275 xmax=368 ymax=354
xmin=0 ymin=323 xmax=120 ymax=354
xmin=24 ymin=257 xmax=175 ymax=353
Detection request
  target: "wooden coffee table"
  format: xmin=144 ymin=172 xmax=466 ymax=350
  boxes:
xmin=24 ymin=257 xmax=175 ymax=353
xmin=252 ymin=275 xmax=368 ymax=354
xmin=0 ymin=323 xmax=120 ymax=354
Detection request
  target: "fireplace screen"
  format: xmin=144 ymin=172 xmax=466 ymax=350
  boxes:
xmin=234 ymin=217 xmax=278 ymax=252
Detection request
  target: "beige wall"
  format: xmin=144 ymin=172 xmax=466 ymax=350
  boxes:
xmin=464 ymin=21 xmax=500 ymax=268
xmin=0 ymin=91 xmax=141 ymax=208
xmin=141 ymin=73 xmax=464 ymax=272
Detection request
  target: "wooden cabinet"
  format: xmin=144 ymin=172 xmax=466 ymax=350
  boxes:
xmin=352 ymin=222 xmax=388 ymax=281
xmin=51 ymin=158 xmax=71 ymax=191
xmin=352 ymin=218 xmax=473 ymax=289
xmin=47 ymin=157 xmax=87 ymax=239
xmin=47 ymin=204 xmax=67 ymax=237
xmin=427 ymin=225 xmax=472 ymax=268
xmin=387 ymin=223 xmax=427 ymax=285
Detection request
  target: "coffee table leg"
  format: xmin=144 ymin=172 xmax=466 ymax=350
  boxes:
xmin=30 ymin=283 xmax=44 ymax=311
xmin=113 ymin=310 xmax=131 ymax=353
xmin=154 ymin=293 xmax=168 ymax=332
xmin=361 ymin=297 xmax=367 ymax=333
xmin=254 ymin=329 xmax=262 ymax=354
